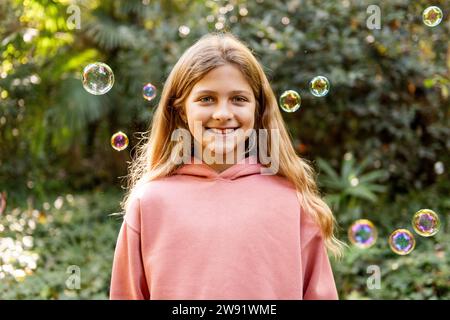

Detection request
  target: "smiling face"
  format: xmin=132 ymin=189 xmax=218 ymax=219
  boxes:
xmin=183 ymin=63 xmax=256 ymax=162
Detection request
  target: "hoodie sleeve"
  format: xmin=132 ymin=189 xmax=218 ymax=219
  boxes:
xmin=300 ymin=210 xmax=338 ymax=300
xmin=110 ymin=197 xmax=150 ymax=300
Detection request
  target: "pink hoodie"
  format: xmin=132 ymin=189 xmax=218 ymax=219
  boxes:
xmin=109 ymin=155 xmax=338 ymax=300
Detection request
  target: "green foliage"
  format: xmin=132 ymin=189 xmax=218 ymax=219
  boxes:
xmin=0 ymin=0 xmax=449 ymax=299
xmin=332 ymin=185 xmax=450 ymax=299
xmin=1 ymin=0 xmax=449 ymax=197
xmin=0 ymin=190 xmax=123 ymax=299
xmin=317 ymin=152 xmax=388 ymax=224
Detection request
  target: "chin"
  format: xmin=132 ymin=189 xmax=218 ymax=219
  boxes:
xmin=204 ymin=143 xmax=236 ymax=156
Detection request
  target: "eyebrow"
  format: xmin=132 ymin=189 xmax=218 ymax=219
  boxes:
xmin=193 ymin=89 xmax=252 ymax=96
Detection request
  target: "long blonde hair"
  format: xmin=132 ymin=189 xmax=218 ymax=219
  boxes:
xmin=122 ymin=32 xmax=345 ymax=258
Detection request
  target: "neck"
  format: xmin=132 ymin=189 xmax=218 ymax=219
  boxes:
xmin=198 ymin=150 xmax=247 ymax=173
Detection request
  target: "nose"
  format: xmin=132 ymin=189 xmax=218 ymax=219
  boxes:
xmin=212 ymin=99 xmax=234 ymax=121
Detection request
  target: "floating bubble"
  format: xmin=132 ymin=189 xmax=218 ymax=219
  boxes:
xmin=82 ymin=62 xmax=114 ymax=95
xmin=422 ymin=6 xmax=443 ymax=27
xmin=389 ymin=229 xmax=415 ymax=255
xmin=348 ymin=219 xmax=377 ymax=249
xmin=142 ymin=83 xmax=157 ymax=101
xmin=111 ymin=131 xmax=129 ymax=151
xmin=412 ymin=209 xmax=440 ymax=237
xmin=279 ymin=90 xmax=301 ymax=112
xmin=309 ymin=76 xmax=330 ymax=97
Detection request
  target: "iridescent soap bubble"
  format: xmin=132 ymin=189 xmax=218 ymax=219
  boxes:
xmin=348 ymin=219 xmax=377 ymax=249
xmin=142 ymin=83 xmax=157 ymax=101
xmin=412 ymin=209 xmax=440 ymax=237
xmin=111 ymin=131 xmax=129 ymax=151
xmin=389 ymin=229 xmax=415 ymax=255
xmin=309 ymin=76 xmax=330 ymax=97
xmin=82 ymin=62 xmax=114 ymax=95
xmin=422 ymin=6 xmax=443 ymax=27
xmin=279 ymin=90 xmax=301 ymax=112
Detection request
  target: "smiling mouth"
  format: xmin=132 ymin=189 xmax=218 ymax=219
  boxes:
xmin=204 ymin=127 xmax=239 ymax=135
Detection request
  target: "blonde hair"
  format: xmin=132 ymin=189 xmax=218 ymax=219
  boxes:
xmin=122 ymin=32 xmax=345 ymax=258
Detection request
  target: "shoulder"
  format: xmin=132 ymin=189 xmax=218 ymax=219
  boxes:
xmin=123 ymin=180 xmax=167 ymax=230
xmin=299 ymin=204 xmax=323 ymax=248
xmin=259 ymin=172 xmax=297 ymax=192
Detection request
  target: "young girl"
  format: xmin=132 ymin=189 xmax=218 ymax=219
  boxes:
xmin=109 ymin=32 xmax=344 ymax=300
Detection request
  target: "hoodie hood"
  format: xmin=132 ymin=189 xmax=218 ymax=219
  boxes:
xmin=173 ymin=155 xmax=263 ymax=180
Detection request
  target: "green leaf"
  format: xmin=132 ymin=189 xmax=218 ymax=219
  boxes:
xmin=345 ymin=186 xmax=378 ymax=202
xmin=341 ymin=154 xmax=355 ymax=179
xmin=358 ymin=170 xmax=387 ymax=184
xmin=317 ymin=157 xmax=339 ymax=180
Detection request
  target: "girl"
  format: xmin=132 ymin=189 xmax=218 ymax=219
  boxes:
xmin=109 ymin=32 xmax=344 ymax=300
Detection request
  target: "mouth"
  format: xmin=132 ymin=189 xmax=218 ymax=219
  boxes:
xmin=204 ymin=127 xmax=240 ymax=135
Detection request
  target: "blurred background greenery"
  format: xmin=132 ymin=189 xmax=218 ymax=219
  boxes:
xmin=0 ymin=0 xmax=449 ymax=299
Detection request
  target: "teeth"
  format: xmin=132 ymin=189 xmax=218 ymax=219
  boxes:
xmin=207 ymin=128 xmax=236 ymax=134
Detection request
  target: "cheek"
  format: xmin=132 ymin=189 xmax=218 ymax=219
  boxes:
xmin=186 ymin=106 xmax=209 ymax=123
xmin=185 ymin=106 xmax=208 ymax=132
xmin=236 ymin=106 xmax=256 ymax=128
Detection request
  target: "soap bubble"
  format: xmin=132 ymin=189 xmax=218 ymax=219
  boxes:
xmin=348 ymin=219 xmax=377 ymax=249
xmin=389 ymin=229 xmax=415 ymax=255
xmin=111 ymin=131 xmax=129 ymax=151
xmin=422 ymin=6 xmax=443 ymax=27
xmin=82 ymin=62 xmax=114 ymax=95
xmin=142 ymin=83 xmax=157 ymax=101
xmin=279 ymin=90 xmax=301 ymax=112
xmin=412 ymin=209 xmax=440 ymax=237
xmin=309 ymin=76 xmax=330 ymax=97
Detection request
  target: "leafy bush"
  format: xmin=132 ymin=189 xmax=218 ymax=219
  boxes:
xmin=331 ymin=183 xmax=449 ymax=299
xmin=0 ymin=190 xmax=123 ymax=299
xmin=1 ymin=0 xmax=449 ymax=196
xmin=317 ymin=152 xmax=387 ymax=224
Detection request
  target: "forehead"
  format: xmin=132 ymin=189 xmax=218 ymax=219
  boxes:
xmin=190 ymin=64 xmax=253 ymax=94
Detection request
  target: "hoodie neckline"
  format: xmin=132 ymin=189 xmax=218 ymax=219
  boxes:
xmin=173 ymin=155 xmax=263 ymax=180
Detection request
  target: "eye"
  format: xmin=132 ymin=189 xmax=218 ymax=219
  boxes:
xmin=233 ymin=96 xmax=248 ymax=103
xmin=199 ymin=96 xmax=214 ymax=103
